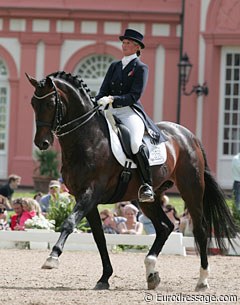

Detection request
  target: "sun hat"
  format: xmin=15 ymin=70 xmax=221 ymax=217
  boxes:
xmin=49 ymin=180 xmax=60 ymax=188
xmin=123 ymin=203 xmax=139 ymax=214
xmin=119 ymin=29 xmax=145 ymax=49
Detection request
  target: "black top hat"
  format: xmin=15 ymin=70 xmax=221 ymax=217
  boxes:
xmin=119 ymin=29 xmax=145 ymax=49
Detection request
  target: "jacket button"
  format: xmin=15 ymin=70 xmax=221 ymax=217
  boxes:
xmin=120 ymin=83 xmax=123 ymax=86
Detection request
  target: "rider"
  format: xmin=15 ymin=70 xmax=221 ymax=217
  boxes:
xmin=95 ymin=29 xmax=166 ymax=202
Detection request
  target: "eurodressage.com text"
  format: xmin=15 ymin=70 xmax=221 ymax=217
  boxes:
xmin=143 ymin=292 xmax=238 ymax=303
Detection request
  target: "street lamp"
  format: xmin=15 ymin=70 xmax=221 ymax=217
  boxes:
xmin=178 ymin=53 xmax=208 ymax=96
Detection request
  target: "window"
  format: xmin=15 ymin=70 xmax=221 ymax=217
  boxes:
xmin=0 ymin=59 xmax=9 ymax=152
xmin=222 ymin=52 xmax=240 ymax=155
xmin=74 ymin=54 xmax=115 ymax=96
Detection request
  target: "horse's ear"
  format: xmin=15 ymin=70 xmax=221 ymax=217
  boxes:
xmin=25 ymin=73 xmax=38 ymax=88
xmin=46 ymin=76 xmax=54 ymax=88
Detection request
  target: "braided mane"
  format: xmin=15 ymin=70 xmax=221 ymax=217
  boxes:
xmin=46 ymin=71 xmax=93 ymax=98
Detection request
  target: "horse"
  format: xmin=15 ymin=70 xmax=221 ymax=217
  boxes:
xmin=26 ymin=71 xmax=238 ymax=291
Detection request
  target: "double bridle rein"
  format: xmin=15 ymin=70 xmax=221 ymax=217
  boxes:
xmin=34 ymin=79 xmax=100 ymax=137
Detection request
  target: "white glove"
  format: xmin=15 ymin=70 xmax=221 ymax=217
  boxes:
xmin=97 ymin=96 xmax=113 ymax=108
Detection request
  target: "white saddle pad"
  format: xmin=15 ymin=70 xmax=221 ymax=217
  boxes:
xmin=104 ymin=111 xmax=167 ymax=168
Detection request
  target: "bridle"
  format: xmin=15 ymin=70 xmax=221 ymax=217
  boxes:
xmin=33 ymin=79 xmax=100 ymax=137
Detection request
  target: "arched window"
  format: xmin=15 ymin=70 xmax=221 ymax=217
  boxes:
xmin=0 ymin=58 xmax=9 ymax=178
xmin=73 ymin=54 xmax=116 ymax=96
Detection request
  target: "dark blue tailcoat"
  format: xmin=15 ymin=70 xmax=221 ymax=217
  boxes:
xmin=95 ymin=58 xmax=166 ymax=143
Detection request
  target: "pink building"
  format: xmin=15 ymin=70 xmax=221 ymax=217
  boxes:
xmin=0 ymin=0 xmax=239 ymax=189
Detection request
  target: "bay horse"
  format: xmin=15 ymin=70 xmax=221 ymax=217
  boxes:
xmin=26 ymin=71 xmax=238 ymax=291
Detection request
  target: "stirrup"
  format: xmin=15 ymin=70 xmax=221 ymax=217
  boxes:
xmin=138 ymin=183 xmax=155 ymax=202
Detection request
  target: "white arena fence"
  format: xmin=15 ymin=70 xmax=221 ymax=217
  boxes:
xmin=0 ymin=231 xmax=239 ymax=255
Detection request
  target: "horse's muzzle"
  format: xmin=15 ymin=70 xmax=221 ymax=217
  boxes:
xmin=35 ymin=139 xmax=51 ymax=150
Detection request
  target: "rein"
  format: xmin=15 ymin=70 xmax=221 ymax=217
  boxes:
xmin=34 ymin=79 xmax=101 ymax=137
xmin=54 ymin=105 xmax=100 ymax=137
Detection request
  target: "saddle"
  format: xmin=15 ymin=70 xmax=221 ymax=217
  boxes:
xmin=101 ymin=110 xmax=167 ymax=203
xmin=103 ymin=110 xmax=167 ymax=168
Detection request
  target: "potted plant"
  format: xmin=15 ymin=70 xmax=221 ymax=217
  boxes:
xmin=32 ymin=149 xmax=60 ymax=193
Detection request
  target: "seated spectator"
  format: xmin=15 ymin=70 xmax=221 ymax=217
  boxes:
xmin=22 ymin=198 xmax=37 ymax=218
xmin=100 ymin=209 xmax=126 ymax=234
xmin=30 ymin=198 xmax=43 ymax=216
xmin=139 ymin=194 xmax=171 ymax=235
xmin=164 ymin=204 xmax=180 ymax=232
xmin=58 ymin=177 xmax=69 ymax=194
xmin=0 ymin=174 xmax=21 ymax=203
xmin=179 ymin=208 xmax=193 ymax=237
xmin=10 ymin=198 xmax=32 ymax=230
xmin=0 ymin=195 xmax=10 ymax=230
xmin=118 ymin=204 xmax=143 ymax=235
xmin=114 ymin=201 xmax=131 ymax=217
xmin=138 ymin=213 xmax=155 ymax=235
xmin=161 ymin=194 xmax=170 ymax=208
xmin=33 ymin=192 xmax=43 ymax=203
xmin=40 ymin=180 xmax=70 ymax=214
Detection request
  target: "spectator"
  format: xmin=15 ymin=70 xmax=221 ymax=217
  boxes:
xmin=232 ymin=152 xmax=240 ymax=211
xmin=0 ymin=174 xmax=21 ymax=203
xmin=179 ymin=209 xmax=193 ymax=237
xmin=100 ymin=209 xmax=126 ymax=234
xmin=29 ymin=198 xmax=43 ymax=216
xmin=22 ymin=198 xmax=37 ymax=218
xmin=139 ymin=194 xmax=170 ymax=235
xmin=118 ymin=204 xmax=143 ymax=235
xmin=33 ymin=192 xmax=43 ymax=203
xmin=114 ymin=201 xmax=131 ymax=217
xmin=10 ymin=198 xmax=32 ymax=230
xmin=40 ymin=180 xmax=70 ymax=214
xmin=138 ymin=213 xmax=155 ymax=235
xmin=164 ymin=204 xmax=180 ymax=232
xmin=0 ymin=195 xmax=10 ymax=230
xmin=58 ymin=177 xmax=69 ymax=194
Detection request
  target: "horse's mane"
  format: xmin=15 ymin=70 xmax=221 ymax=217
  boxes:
xmin=45 ymin=71 xmax=93 ymax=99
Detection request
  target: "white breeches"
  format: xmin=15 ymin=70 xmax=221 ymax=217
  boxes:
xmin=110 ymin=106 xmax=144 ymax=154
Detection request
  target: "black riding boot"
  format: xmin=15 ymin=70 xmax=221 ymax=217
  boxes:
xmin=134 ymin=145 xmax=154 ymax=202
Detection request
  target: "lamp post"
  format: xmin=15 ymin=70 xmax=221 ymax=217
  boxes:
xmin=178 ymin=53 xmax=209 ymax=96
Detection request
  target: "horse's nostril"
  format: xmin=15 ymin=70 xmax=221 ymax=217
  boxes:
xmin=42 ymin=140 xmax=50 ymax=150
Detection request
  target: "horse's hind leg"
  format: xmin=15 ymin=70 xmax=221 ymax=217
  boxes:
xmin=176 ymin=165 xmax=209 ymax=291
xmin=140 ymin=199 xmax=174 ymax=290
xmin=191 ymin=213 xmax=210 ymax=291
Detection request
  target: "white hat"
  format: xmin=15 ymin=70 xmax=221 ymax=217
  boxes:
xmin=49 ymin=180 xmax=60 ymax=188
xmin=123 ymin=203 xmax=139 ymax=214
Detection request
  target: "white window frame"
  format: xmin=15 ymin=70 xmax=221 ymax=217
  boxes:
xmin=73 ymin=54 xmax=116 ymax=96
xmin=0 ymin=58 xmax=10 ymax=178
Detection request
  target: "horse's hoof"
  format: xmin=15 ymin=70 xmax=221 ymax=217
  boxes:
xmin=94 ymin=282 xmax=110 ymax=290
xmin=195 ymin=282 xmax=209 ymax=291
xmin=147 ymin=272 xmax=160 ymax=290
xmin=41 ymin=256 xmax=59 ymax=269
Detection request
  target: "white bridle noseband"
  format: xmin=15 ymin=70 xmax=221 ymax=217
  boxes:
xmin=33 ymin=91 xmax=55 ymax=99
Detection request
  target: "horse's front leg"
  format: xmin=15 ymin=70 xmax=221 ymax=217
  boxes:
xmin=86 ymin=207 xmax=113 ymax=290
xmin=42 ymin=197 xmax=88 ymax=269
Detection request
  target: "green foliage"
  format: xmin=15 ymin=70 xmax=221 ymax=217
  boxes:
xmin=46 ymin=194 xmax=90 ymax=232
xmin=47 ymin=194 xmax=75 ymax=232
xmin=34 ymin=149 xmax=59 ymax=178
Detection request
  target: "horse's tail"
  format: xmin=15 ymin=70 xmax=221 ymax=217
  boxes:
xmin=201 ymin=146 xmax=239 ymax=251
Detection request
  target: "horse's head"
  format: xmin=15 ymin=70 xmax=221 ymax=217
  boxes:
xmin=26 ymin=73 xmax=65 ymax=150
